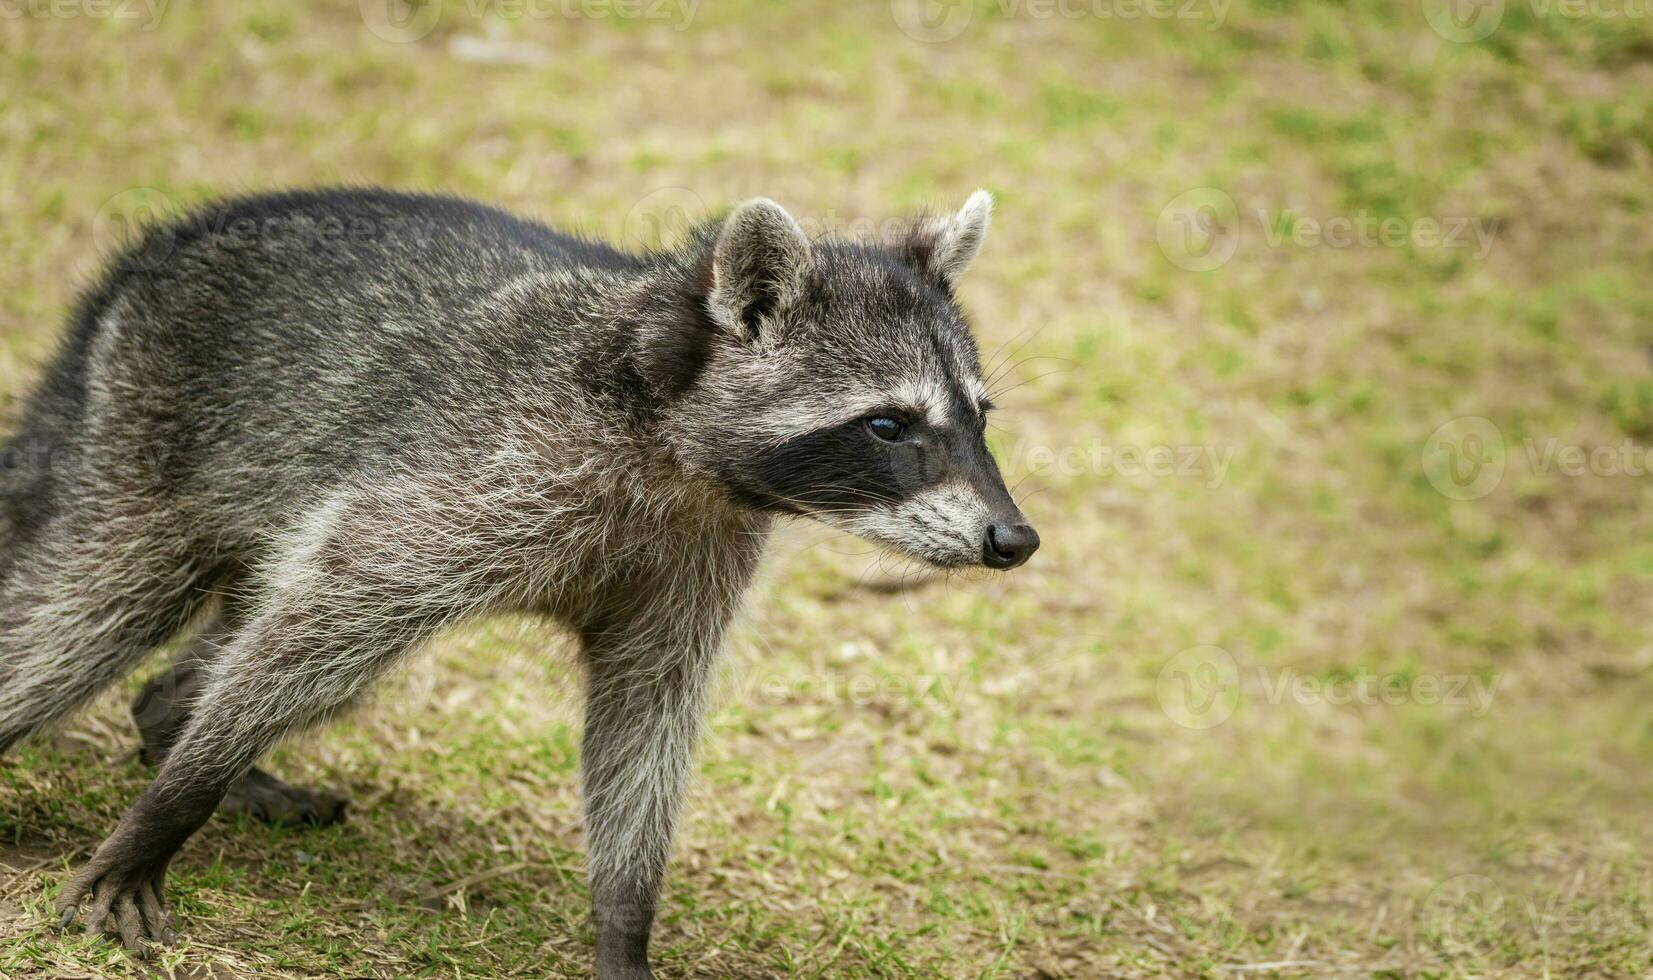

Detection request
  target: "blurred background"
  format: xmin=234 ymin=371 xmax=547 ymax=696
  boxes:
xmin=3 ymin=1 xmax=1652 ymax=976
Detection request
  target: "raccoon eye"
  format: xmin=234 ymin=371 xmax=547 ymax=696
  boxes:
xmin=864 ymin=416 xmax=908 ymax=442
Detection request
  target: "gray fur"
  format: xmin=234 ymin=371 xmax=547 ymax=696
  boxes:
xmin=0 ymin=186 xmax=1033 ymax=976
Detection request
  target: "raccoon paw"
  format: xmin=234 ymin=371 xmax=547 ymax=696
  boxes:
xmin=55 ymin=849 xmax=175 ymax=956
xmin=218 ymin=767 xmax=348 ymax=827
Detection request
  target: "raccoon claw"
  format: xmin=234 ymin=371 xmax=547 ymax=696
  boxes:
xmin=54 ymin=855 xmax=173 ymax=955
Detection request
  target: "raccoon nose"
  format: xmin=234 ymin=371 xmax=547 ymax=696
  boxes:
xmin=983 ymin=521 xmax=1039 ymax=570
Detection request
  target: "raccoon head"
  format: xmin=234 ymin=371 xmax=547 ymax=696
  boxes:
xmin=661 ymin=191 xmax=1038 ymax=570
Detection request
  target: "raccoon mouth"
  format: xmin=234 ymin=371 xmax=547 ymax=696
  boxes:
xmin=880 ymin=542 xmax=981 ymax=569
xmin=811 ymin=511 xmax=985 ymax=569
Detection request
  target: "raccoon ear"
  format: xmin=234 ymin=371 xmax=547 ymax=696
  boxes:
xmin=707 ymin=198 xmax=812 ymax=344
xmin=906 ymin=188 xmax=992 ymax=288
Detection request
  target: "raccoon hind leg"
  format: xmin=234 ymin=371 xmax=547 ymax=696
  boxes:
xmin=0 ymin=498 xmax=210 ymax=755
xmin=59 ymin=501 xmax=464 ymax=953
xmin=131 ymin=598 xmax=348 ymax=827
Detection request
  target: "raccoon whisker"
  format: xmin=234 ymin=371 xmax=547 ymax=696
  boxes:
xmin=895 ymin=558 xmax=924 ymax=609
xmin=984 ymin=356 xmax=1069 ymax=400
xmin=984 ymin=366 xmax=1070 ymax=402
xmin=893 ymin=552 xmax=942 ymax=589
xmin=988 ymin=359 xmax=1071 ymax=391
xmin=803 ymin=483 xmax=909 ymax=503
xmin=986 ymin=352 xmax=1069 ymax=389
xmin=755 ymin=485 xmax=909 ymax=510
xmin=852 ymin=548 xmax=915 ymax=592
xmin=1012 ymin=485 xmax=1053 ymax=505
xmin=770 ymin=495 xmax=907 ymax=515
xmin=766 ymin=500 xmax=864 ymax=514
xmin=981 ymin=328 xmax=1032 ymax=377
xmin=981 ymin=324 xmax=1050 ymax=387
xmin=794 ymin=495 xmax=906 ymax=511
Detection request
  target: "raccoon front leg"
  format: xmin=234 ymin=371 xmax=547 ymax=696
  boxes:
xmin=580 ymin=618 xmax=728 ymax=980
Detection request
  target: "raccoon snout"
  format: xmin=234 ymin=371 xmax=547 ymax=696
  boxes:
xmin=982 ymin=521 xmax=1039 ymax=570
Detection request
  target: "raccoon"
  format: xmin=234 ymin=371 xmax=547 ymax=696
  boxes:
xmin=0 ymin=187 xmax=1037 ymax=978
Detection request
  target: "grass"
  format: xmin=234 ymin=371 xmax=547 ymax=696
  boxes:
xmin=3 ymin=0 xmax=1653 ymax=976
